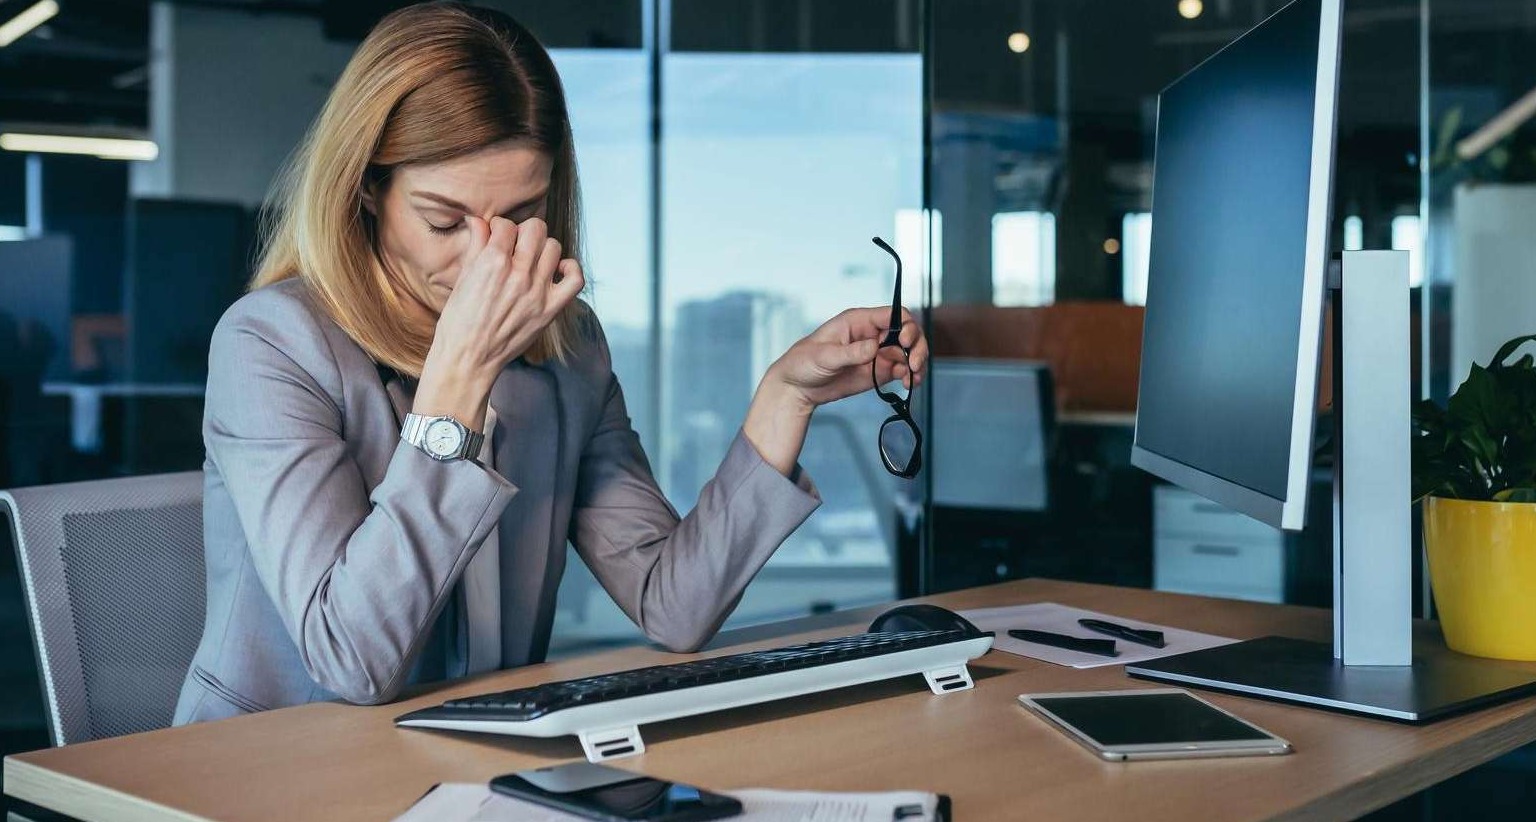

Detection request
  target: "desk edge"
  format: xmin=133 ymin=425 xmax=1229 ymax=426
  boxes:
xmin=1270 ymin=706 xmax=1536 ymax=822
xmin=5 ymin=756 xmax=211 ymax=822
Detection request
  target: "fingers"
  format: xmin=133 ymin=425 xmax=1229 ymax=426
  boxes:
xmin=831 ymin=338 xmax=880 ymax=369
xmin=895 ymin=307 xmax=918 ymax=345
xmin=545 ymin=258 xmax=586 ymax=316
xmin=851 ymin=306 xmax=900 ymax=338
xmin=483 ymin=216 xmax=517 ymax=268
xmin=465 ymin=214 xmax=494 ymax=261
xmin=872 ymin=356 xmax=904 ymax=388
xmin=534 ymin=236 xmax=563 ymax=287
xmin=898 ymin=309 xmax=927 ymax=387
xmin=509 ymin=217 xmax=548 ymax=287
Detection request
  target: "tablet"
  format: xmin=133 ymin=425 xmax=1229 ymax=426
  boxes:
xmin=1017 ymin=689 xmax=1293 ymax=761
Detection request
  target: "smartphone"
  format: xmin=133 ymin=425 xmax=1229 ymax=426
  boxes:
xmin=1017 ymin=688 xmax=1293 ymax=761
xmin=490 ymin=761 xmax=743 ymax=822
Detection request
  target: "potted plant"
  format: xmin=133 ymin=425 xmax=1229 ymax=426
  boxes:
xmin=1414 ymin=333 xmax=1536 ymax=660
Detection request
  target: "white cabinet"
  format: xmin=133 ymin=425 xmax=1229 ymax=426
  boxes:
xmin=1451 ymin=183 xmax=1536 ymax=389
xmin=1153 ymin=485 xmax=1285 ymax=603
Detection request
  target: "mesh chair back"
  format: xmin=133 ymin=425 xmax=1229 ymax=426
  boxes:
xmin=2 ymin=472 xmax=205 ymax=745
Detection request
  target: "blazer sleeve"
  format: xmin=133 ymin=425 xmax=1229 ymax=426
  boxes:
xmin=203 ymin=288 xmax=516 ymax=705
xmin=569 ymin=330 xmax=822 ymax=653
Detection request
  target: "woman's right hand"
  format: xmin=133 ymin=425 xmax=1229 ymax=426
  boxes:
xmin=412 ymin=215 xmax=585 ymax=429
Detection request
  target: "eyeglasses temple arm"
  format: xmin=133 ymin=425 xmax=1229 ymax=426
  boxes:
xmin=871 ymin=236 xmax=903 ymax=345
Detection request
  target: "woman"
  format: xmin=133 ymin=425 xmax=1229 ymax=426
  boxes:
xmin=174 ymin=2 xmax=927 ymax=724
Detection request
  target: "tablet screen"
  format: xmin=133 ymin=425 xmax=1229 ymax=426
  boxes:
xmin=1031 ymin=692 xmax=1271 ymax=746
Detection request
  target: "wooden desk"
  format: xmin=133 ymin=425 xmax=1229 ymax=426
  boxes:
xmin=9 ymin=579 xmax=1536 ymax=822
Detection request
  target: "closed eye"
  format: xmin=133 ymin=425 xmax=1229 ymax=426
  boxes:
xmin=426 ymin=220 xmax=462 ymax=236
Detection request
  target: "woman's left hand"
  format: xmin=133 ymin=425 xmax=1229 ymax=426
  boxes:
xmin=743 ymin=307 xmax=927 ymax=477
xmin=766 ymin=306 xmax=928 ymax=411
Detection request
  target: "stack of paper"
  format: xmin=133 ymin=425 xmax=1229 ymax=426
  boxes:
xmin=959 ymin=601 xmax=1235 ymax=669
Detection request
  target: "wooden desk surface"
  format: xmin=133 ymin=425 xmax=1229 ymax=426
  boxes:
xmin=9 ymin=579 xmax=1536 ymax=822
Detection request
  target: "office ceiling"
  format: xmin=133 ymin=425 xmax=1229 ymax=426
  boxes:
xmin=0 ymin=1 xmax=1529 ymax=140
xmin=0 ymin=0 xmax=656 ymax=130
xmin=0 ymin=0 xmax=154 ymax=129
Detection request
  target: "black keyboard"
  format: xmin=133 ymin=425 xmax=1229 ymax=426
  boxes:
xmin=434 ymin=629 xmax=977 ymax=722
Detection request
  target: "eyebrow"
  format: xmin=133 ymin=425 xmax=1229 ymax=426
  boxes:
xmin=410 ymin=190 xmax=547 ymax=218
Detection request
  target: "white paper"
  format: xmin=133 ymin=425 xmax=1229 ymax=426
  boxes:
xmin=393 ymin=784 xmax=570 ymax=822
xmin=394 ymin=784 xmax=942 ymax=822
xmin=732 ymin=788 xmax=938 ymax=821
xmin=960 ymin=601 xmax=1236 ymax=669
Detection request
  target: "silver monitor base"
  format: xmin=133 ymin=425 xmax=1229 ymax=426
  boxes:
xmin=1126 ymin=636 xmax=1536 ymax=722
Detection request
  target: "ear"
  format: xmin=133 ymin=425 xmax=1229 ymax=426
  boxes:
xmin=360 ymin=180 xmax=379 ymax=217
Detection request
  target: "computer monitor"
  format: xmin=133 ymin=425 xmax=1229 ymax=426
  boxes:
xmin=931 ymin=359 xmax=1053 ymax=513
xmin=122 ymin=199 xmax=254 ymax=472
xmin=0 ymin=235 xmax=74 ymax=383
xmin=124 ymin=198 xmax=254 ymax=385
xmin=1126 ymin=0 xmax=1536 ymax=722
xmin=1129 ymin=0 xmax=1335 ymax=532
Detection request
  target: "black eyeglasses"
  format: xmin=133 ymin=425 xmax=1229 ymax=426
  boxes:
xmin=871 ymin=236 xmax=922 ymax=479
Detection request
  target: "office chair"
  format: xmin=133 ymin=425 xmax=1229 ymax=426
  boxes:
xmin=912 ymin=358 xmax=1058 ymax=592
xmin=2 ymin=472 xmax=205 ymax=745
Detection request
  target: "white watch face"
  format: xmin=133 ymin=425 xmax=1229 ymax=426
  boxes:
xmin=424 ymin=419 xmax=465 ymax=457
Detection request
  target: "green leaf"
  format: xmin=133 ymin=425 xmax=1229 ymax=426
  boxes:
xmin=1431 ymin=107 xmax=1464 ymax=169
xmin=1413 ymin=333 xmax=1536 ymax=502
xmin=1492 ymin=146 xmax=1513 ymax=171
xmin=1491 ymin=335 xmax=1536 ymax=369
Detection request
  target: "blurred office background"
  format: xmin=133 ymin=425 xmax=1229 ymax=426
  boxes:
xmin=1 ymin=0 xmax=1534 ymax=817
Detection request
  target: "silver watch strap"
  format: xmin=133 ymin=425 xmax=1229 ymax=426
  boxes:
xmin=402 ymin=413 xmax=484 ymax=461
xmin=401 ymin=412 xmax=425 ymax=446
xmin=461 ymin=429 xmax=485 ymax=461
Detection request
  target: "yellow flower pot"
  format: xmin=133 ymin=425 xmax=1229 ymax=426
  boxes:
xmin=1424 ymin=496 xmax=1536 ymax=661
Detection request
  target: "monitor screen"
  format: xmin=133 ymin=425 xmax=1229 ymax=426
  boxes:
xmin=126 ymin=199 xmax=254 ymax=385
xmin=1133 ymin=0 xmax=1336 ymax=528
xmin=0 ymin=235 xmax=73 ymax=382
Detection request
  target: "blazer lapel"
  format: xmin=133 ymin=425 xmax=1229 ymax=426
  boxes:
xmin=376 ymin=363 xmax=411 ymax=428
xmin=489 ymin=362 xmax=563 ymax=666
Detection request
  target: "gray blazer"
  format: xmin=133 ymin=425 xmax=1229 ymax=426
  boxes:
xmin=173 ymin=278 xmax=820 ymax=725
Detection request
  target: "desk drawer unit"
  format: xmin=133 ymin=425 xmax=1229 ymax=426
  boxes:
xmin=1154 ymin=486 xmax=1284 ymax=603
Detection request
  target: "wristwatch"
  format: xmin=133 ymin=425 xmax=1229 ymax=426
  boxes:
xmin=401 ymin=413 xmax=484 ymax=462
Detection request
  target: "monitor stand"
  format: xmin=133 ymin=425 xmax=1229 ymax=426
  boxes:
xmin=1130 ymin=251 xmax=1536 ymax=722
xmin=1127 ymin=636 xmax=1536 ymax=722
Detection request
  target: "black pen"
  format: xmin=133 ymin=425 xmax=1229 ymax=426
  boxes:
xmin=1077 ymin=618 xmax=1167 ymax=649
xmin=1008 ymin=629 xmax=1119 ymax=657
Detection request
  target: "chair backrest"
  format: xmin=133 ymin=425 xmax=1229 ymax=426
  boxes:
xmin=927 ymin=358 xmax=1055 ymax=512
xmin=2 ymin=472 xmax=204 ymax=745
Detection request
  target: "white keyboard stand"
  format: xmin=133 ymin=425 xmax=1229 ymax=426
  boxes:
xmin=398 ymin=635 xmax=993 ymax=762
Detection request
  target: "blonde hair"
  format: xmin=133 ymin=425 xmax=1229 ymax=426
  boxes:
xmin=253 ymin=2 xmax=585 ymax=375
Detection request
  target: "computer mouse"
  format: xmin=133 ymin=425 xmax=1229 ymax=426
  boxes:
xmin=867 ymin=603 xmax=982 ymax=635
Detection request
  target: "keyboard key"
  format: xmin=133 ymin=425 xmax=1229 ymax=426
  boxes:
xmin=430 ymin=628 xmax=981 ymax=721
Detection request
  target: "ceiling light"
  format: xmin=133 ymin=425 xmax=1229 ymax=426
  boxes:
xmin=1007 ymin=32 xmax=1031 ymax=54
xmin=1178 ymin=0 xmax=1204 ymax=20
xmin=0 ymin=1 xmax=60 ymax=48
xmin=0 ymin=133 xmax=160 ymax=162
xmin=1104 ymin=238 xmax=1122 ymax=255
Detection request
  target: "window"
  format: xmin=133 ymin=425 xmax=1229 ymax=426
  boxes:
xmin=1122 ymin=212 xmax=1152 ymax=306
xmin=895 ymin=208 xmax=941 ymax=307
xmin=1343 ymin=215 xmax=1363 ymax=251
xmin=1390 ymin=214 xmax=1423 ymax=288
xmin=991 ymin=211 xmax=1055 ymax=306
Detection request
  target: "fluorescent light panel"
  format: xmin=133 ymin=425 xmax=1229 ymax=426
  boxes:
xmin=0 ymin=133 xmax=160 ymax=161
xmin=0 ymin=1 xmax=60 ymax=48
